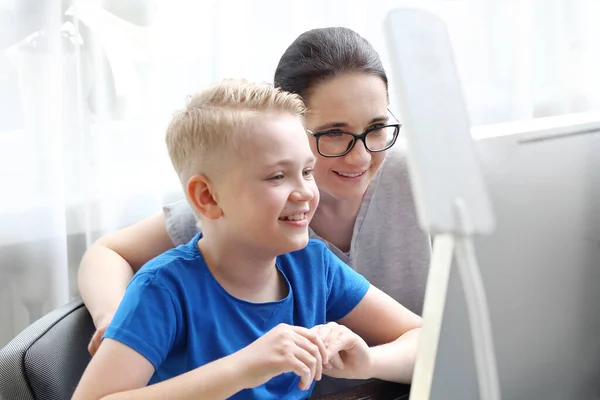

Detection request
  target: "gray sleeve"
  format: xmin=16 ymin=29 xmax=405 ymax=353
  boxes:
xmin=162 ymin=198 xmax=200 ymax=245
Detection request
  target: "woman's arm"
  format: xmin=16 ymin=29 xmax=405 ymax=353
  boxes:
xmin=78 ymin=212 xmax=175 ymax=330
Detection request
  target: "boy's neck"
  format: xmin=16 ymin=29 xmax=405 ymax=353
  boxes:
xmin=197 ymin=237 xmax=287 ymax=303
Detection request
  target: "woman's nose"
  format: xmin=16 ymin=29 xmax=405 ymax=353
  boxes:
xmin=344 ymin=139 xmax=371 ymax=165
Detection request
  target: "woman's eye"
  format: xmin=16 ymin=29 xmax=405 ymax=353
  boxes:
xmin=368 ymin=124 xmax=388 ymax=136
xmin=323 ymin=130 xmax=346 ymax=138
xmin=269 ymin=174 xmax=284 ymax=181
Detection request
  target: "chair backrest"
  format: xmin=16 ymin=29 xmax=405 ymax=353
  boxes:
xmin=0 ymin=298 xmax=95 ymax=400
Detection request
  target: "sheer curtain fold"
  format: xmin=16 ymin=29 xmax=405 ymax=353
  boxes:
xmin=1 ymin=0 xmax=599 ymax=347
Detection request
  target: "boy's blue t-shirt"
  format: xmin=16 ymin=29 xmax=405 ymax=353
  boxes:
xmin=104 ymin=233 xmax=370 ymax=399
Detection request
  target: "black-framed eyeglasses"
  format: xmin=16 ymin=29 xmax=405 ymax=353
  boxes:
xmin=306 ymin=109 xmax=402 ymax=158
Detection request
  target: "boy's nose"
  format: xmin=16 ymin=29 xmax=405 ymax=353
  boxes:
xmin=290 ymin=180 xmax=315 ymax=202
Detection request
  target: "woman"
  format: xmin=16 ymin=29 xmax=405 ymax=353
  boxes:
xmin=78 ymin=26 xmax=431 ymax=395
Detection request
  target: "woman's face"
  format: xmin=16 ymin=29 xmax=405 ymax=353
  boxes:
xmin=304 ymin=73 xmax=389 ymax=202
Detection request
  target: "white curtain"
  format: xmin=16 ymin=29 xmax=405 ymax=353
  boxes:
xmin=1 ymin=0 xmax=599 ymax=347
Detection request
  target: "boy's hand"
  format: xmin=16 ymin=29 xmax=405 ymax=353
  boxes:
xmin=311 ymin=322 xmax=373 ymax=380
xmin=234 ymin=323 xmax=329 ymax=391
xmin=88 ymin=314 xmax=113 ymax=356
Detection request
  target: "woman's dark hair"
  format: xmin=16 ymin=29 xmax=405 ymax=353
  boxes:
xmin=274 ymin=27 xmax=388 ymax=101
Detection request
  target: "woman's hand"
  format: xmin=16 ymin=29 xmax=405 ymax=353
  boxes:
xmin=88 ymin=314 xmax=113 ymax=356
xmin=311 ymin=322 xmax=373 ymax=380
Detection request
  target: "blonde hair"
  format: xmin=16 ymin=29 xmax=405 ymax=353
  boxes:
xmin=166 ymin=79 xmax=307 ymax=186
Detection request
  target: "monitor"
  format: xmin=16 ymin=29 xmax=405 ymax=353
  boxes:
xmin=385 ymin=7 xmax=600 ymax=399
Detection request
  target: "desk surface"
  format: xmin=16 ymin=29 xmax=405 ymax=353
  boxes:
xmin=313 ymin=381 xmax=410 ymax=400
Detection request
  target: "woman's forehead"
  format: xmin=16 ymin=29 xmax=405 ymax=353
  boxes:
xmin=305 ymin=73 xmax=388 ymax=107
xmin=304 ymin=74 xmax=388 ymax=130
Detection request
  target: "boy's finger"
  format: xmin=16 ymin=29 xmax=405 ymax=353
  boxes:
xmin=316 ymin=324 xmax=332 ymax=339
xmin=326 ymin=336 xmax=355 ymax=358
xmin=294 ymin=326 xmax=329 ymax=365
xmin=322 ymin=328 xmax=343 ymax=348
xmin=328 ymin=352 xmax=345 ymax=369
xmin=297 ymin=334 xmax=324 ymax=381
xmin=289 ymin=357 xmax=312 ymax=391
xmin=291 ymin=342 xmax=319 ymax=383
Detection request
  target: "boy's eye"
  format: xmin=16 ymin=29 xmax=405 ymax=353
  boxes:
xmin=303 ymin=168 xmax=314 ymax=178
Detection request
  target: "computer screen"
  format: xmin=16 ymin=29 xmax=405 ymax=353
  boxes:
xmin=430 ymin=116 xmax=600 ymax=399
xmin=385 ymin=7 xmax=600 ymax=398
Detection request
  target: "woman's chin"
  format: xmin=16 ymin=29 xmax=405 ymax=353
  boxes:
xmin=321 ymin=185 xmax=369 ymax=203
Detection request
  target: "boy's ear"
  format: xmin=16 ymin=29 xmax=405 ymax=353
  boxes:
xmin=186 ymin=175 xmax=223 ymax=220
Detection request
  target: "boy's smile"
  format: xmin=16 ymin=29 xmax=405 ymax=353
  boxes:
xmin=278 ymin=209 xmax=310 ymax=227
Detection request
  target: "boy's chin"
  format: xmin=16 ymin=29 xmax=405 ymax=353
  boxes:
xmin=279 ymin=234 xmax=310 ymax=254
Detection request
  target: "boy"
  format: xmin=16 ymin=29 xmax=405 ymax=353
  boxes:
xmin=73 ymin=80 xmax=421 ymax=400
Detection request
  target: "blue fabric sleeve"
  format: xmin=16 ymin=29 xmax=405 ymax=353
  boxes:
xmin=103 ymin=273 xmax=180 ymax=369
xmin=324 ymin=248 xmax=371 ymax=322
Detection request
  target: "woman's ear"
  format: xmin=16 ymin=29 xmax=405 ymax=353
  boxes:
xmin=186 ymin=175 xmax=223 ymax=219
